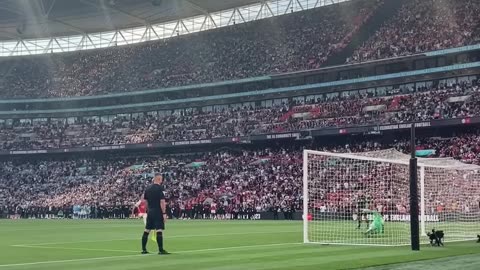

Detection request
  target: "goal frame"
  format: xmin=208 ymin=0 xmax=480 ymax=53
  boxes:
xmin=302 ymin=149 xmax=431 ymax=245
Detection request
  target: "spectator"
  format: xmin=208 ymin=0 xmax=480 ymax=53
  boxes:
xmin=348 ymin=0 xmax=480 ymax=63
xmin=2 ymin=131 xmax=480 ymax=219
xmin=1 ymin=80 xmax=478 ymax=150
xmin=0 ymin=0 xmax=378 ymax=99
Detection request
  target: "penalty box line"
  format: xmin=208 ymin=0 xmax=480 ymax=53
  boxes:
xmin=3 ymin=242 xmax=302 ymax=268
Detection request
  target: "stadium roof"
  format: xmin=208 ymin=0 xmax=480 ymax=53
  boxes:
xmin=0 ymin=0 xmax=349 ymax=56
xmin=0 ymin=0 xmax=263 ymax=40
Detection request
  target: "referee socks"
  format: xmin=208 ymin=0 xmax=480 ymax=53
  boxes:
xmin=156 ymin=231 xmax=164 ymax=251
xmin=142 ymin=231 xmax=149 ymax=252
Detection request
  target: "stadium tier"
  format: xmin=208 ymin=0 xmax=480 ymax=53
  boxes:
xmin=0 ymin=0 xmax=479 ymax=99
xmin=2 ymin=132 xmax=480 ymax=216
xmin=348 ymin=0 xmax=480 ymax=63
xmin=0 ymin=78 xmax=479 ymax=151
xmin=0 ymin=0 xmax=378 ymax=98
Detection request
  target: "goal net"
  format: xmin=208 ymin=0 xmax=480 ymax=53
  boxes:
xmin=303 ymin=149 xmax=480 ymax=246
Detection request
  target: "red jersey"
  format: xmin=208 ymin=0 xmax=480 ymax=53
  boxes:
xmin=136 ymin=200 xmax=147 ymax=214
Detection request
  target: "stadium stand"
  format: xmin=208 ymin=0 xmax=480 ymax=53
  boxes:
xmin=1 ymin=79 xmax=478 ymax=150
xmin=2 ymin=130 xmax=479 ymax=219
xmin=1 ymin=0 xmax=480 ymax=224
xmin=0 ymin=0 xmax=479 ymax=100
xmin=348 ymin=0 xmax=480 ymax=63
xmin=0 ymin=0 xmax=379 ymax=98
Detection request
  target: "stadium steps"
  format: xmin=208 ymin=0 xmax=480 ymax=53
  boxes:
xmin=323 ymin=0 xmax=406 ymax=67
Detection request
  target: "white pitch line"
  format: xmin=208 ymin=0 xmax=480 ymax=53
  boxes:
xmin=1 ymin=242 xmax=302 ymax=268
xmin=11 ymin=238 xmax=138 ymax=247
xmin=12 ymin=242 xmax=302 ymax=254
xmin=178 ymin=242 xmax=303 ymax=253
xmin=12 ymin=230 xmax=301 ymax=246
xmin=11 ymin=245 xmax=138 ymax=253
xmin=0 ymin=254 xmax=146 ymax=268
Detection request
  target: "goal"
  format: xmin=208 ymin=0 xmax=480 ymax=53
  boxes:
xmin=303 ymin=149 xmax=480 ymax=246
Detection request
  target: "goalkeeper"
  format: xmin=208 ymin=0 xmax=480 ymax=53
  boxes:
xmin=361 ymin=209 xmax=384 ymax=235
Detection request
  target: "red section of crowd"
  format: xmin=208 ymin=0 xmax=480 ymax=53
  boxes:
xmin=1 ymin=132 xmax=479 ymax=216
xmin=1 ymin=80 xmax=478 ymax=150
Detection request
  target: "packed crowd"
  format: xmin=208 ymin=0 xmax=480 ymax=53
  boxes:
xmin=0 ymin=149 xmax=302 ymax=219
xmin=0 ymin=0 xmax=479 ymax=99
xmin=0 ymin=0 xmax=379 ymax=99
xmin=265 ymin=80 xmax=480 ymax=133
xmin=1 ymin=79 xmax=479 ymax=151
xmin=348 ymin=0 xmax=480 ymax=63
xmin=2 ymin=0 xmax=480 ymax=220
xmin=1 ymin=131 xmax=480 ymax=219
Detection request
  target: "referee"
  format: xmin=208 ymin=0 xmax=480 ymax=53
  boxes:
xmin=141 ymin=173 xmax=170 ymax=255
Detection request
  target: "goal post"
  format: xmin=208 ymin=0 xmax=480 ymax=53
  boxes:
xmin=303 ymin=148 xmax=309 ymax=244
xmin=419 ymin=165 xmax=426 ymax=237
xmin=303 ymin=149 xmax=480 ymax=246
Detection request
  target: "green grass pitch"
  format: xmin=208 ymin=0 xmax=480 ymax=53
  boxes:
xmin=0 ymin=219 xmax=479 ymax=270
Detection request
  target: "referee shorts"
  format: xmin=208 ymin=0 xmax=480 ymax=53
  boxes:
xmin=145 ymin=210 xmax=165 ymax=231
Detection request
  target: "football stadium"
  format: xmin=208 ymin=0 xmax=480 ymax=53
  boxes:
xmin=0 ymin=0 xmax=480 ymax=269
